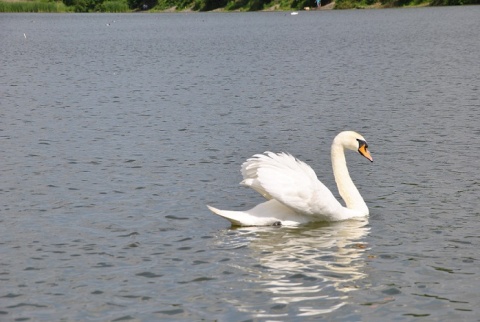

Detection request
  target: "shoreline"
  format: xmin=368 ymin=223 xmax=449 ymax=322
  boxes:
xmin=0 ymin=0 xmax=475 ymax=12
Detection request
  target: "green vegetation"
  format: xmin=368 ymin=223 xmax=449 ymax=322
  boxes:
xmin=189 ymin=0 xmax=315 ymax=11
xmin=0 ymin=0 xmax=477 ymax=12
xmin=61 ymin=0 xmax=130 ymax=11
xmin=334 ymin=0 xmax=375 ymax=8
xmin=429 ymin=0 xmax=479 ymax=4
xmin=336 ymin=0 xmax=478 ymax=8
xmin=0 ymin=0 xmax=69 ymax=12
xmin=102 ymin=0 xmax=129 ymax=11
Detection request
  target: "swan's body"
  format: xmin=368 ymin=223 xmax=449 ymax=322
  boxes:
xmin=207 ymin=131 xmax=373 ymax=226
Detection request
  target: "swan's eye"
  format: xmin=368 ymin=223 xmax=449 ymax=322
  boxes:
xmin=356 ymin=139 xmax=368 ymax=149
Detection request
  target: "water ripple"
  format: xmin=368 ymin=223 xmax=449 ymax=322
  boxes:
xmin=217 ymin=220 xmax=370 ymax=318
xmin=1 ymin=9 xmax=479 ymax=321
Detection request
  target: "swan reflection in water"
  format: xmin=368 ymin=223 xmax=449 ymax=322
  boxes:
xmin=220 ymin=219 xmax=370 ymax=318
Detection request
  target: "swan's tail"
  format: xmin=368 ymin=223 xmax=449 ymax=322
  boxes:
xmin=206 ymin=205 xmax=253 ymax=226
xmin=207 ymin=200 xmax=308 ymax=227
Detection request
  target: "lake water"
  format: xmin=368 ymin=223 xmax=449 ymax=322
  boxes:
xmin=1 ymin=7 xmax=479 ymax=321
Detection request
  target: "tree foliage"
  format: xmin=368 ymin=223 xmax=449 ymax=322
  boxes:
xmin=62 ymin=0 xmax=157 ymax=11
xmin=430 ymin=0 xmax=479 ymax=4
xmin=62 ymin=0 xmax=103 ymax=11
xmin=59 ymin=0 xmax=479 ymax=11
xmin=127 ymin=0 xmax=158 ymax=9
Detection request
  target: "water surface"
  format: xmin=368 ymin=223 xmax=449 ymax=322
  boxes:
xmin=1 ymin=8 xmax=479 ymax=321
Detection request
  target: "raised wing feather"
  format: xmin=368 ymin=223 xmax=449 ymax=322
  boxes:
xmin=241 ymin=152 xmax=343 ymax=219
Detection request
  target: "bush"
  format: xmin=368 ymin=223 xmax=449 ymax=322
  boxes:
xmin=100 ymin=0 xmax=129 ymax=11
xmin=225 ymin=0 xmax=248 ymax=9
xmin=62 ymin=0 xmax=105 ymax=11
xmin=193 ymin=0 xmax=228 ymax=10
xmin=290 ymin=0 xmax=315 ymax=8
xmin=335 ymin=0 xmax=376 ymax=8
xmin=431 ymin=0 xmax=480 ymax=4
xmin=127 ymin=0 xmax=158 ymax=9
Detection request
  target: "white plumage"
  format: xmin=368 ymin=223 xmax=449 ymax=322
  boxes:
xmin=208 ymin=131 xmax=373 ymax=226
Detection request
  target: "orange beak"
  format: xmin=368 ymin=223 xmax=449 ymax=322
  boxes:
xmin=359 ymin=145 xmax=373 ymax=162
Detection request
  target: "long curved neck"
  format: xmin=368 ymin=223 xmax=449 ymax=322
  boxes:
xmin=331 ymin=143 xmax=369 ymax=215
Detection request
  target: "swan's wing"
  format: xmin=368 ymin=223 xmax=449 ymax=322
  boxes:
xmin=241 ymin=152 xmax=343 ymax=218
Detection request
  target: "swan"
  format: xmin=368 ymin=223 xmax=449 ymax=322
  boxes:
xmin=207 ymin=131 xmax=373 ymax=226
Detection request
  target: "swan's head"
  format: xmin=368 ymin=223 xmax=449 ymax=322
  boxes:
xmin=334 ymin=131 xmax=373 ymax=162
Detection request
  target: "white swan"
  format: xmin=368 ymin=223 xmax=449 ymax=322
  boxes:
xmin=207 ymin=131 xmax=373 ymax=226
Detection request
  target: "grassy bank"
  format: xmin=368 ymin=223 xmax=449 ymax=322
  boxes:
xmin=336 ymin=0 xmax=478 ymax=8
xmin=0 ymin=0 xmax=129 ymax=12
xmin=0 ymin=0 xmax=478 ymax=12
xmin=334 ymin=0 xmax=429 ymax=8
xmin=0 ymin=0 xmax=70 ymax=12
